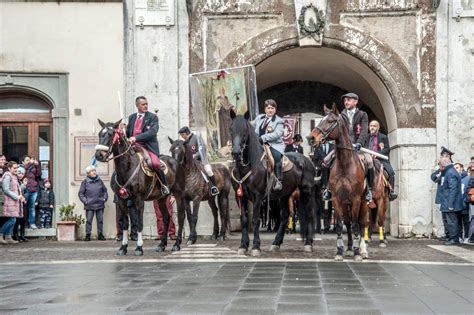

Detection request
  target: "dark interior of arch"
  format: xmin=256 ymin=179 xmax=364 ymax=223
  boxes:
xmin=257 ymin=81 xmax=387 ymax=134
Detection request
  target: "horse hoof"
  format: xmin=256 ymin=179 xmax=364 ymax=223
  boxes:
xmin=251 ymin=249 xmax=261 ymax=257
xmin=362 ymin=252 xmax=369 ymax=259
xmin=172 ymin=245 xmax=181 ymax=252
xmin=155 ymin=246 xmax=166 ymax=252
xmin=186 ymin=239 xmax=195 ymax=246
xmin=334 ymin=255 xmax=343 ymax=261
xmin=237 ymin=248 xmax=247 ymax=255
xmin=354 ymin=255 xmax=363 ymax=262
xmin=116 ymin=249 xmax=127 ymax=256
xmin=303 ymin=245 xmax=312 ymax=252
xmin=210 ymin=234 xmax=217 ymax=241
xmin=379 ymin=242 xmax=387 ymax=248
xmin=269 ymin=245 xmax=280 ymax=252
xmin=219 ymin=236 xmax=225 ymax=242
xmin=134 ymin=247 xmax=143 ymax=256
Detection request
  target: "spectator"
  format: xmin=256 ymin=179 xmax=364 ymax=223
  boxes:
xmin=0 ymin=161 xmax=25 ymax=244
xmin=435 ymin=157 xmax=463 ymax=245
xmin=78 ymin=165 xmax=108 ymax=241
xmin=466 ymin=157 xmax=474 ymax=244
xmin=21 ymin=155 xmax=41 ymax=229
xmin=153 ymin=195 xmax=176 ymax=240
xmin=0 ymin=154 xmax=6 ymax=178
xmin=284 ymin=134 xmax=304 ymax=154
xmin=35 ymin=179 xmax=55 ymax=229
xmin=12 ymin=166 xmax=28 ymax=242
xmin=113 ymin=193 xmax=138 ymax=242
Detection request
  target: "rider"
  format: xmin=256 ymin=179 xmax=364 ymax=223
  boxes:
xmin=321 ymin=93 xmax=375 ymax=206
xmin=178 ymin=126 xmax=219 ymax=196
xmin=126 ymin=96 xmax=170 ymax=195
xmin=254 ymin=99 xmax=285 ymax=191
xmin=367 ymin=120 xmax=398 ymax=201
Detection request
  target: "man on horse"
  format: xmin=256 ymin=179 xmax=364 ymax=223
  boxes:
xmin=254 ymin=99 xmax=285 ymax=191
xmin=126 ymin=96 xmax=170 ymax=195
xmin=367 ymin=120 xmax=398 ymax=201
xmin=321 ymin=93 xmax=375 ymax=206
xmin=178 ymin=126 xmax=219 ymax=196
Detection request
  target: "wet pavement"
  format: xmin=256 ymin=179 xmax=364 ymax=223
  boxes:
xmin=1 ymin=233 xmax=473 ymax=314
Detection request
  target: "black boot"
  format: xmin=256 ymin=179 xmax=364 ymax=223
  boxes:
xmin=273 ymin=161 xmax=283 ymax=191
xmin=321 ymin=167 xmax=331 ymax=201
xmin=366 ymin=167 xmax=374 ymax=201
xmin=84 ymin=234 xmax=91 ymax=241
xmin=98 ymin=233 xmax=106 ymax=241
xmin=389 ymin=175 xmax=398 ymax=201
xmin=208 ymin=175 xmax=219 ymax=196
xmin=157 ymin=169 xmax=170 ymax=195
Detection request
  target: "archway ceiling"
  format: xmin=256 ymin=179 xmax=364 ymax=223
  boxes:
xmin=256 ymin=47 xmax=385 ymax=122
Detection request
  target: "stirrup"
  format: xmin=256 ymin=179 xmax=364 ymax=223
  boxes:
xmin=389 ymin=191 xmax=398 ymax=201
xmin=273 ymin=179 xmax=282 ymax=191
xmin=365 ymin=189 xmax=373 ymax=201
xmin=161 ymin=185 xmax=170 ymax=195
xmin=322 ymin=189 xmax=331 ymax=201
xmin=210 ymin=186 xmax=219 ymax=196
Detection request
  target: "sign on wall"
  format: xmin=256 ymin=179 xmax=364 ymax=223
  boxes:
xmin=135 ymin=0 xmax=175 ymax=27
xmin=74 ymin=136 xmax=112 ymax=181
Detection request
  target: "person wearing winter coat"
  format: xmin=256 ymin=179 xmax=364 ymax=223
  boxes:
xmin=0 ymin=161 xmax=25 ymax=244
xmin=78 ymin=165 xmax=108 ymax=241
xmin=35 ymin=179 xmax=55 ymax=229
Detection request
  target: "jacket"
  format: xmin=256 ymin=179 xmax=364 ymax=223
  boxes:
xmin=126 ymin=111 xmax=160 ymax=156
xmin=35 ymin=186 xmax=55 ymax=209
xmin=366 ymin=132 xmax=390 ymax=157
xmin=436 ymin=164 xmax=463 ymax=212
xmin=184 ymin=133 xmax=209 ymax=164
xmin=78 ymin=176 xmax=108 ymax=210
xmin=341 ymin=108 xmax=369 ymax=147
xmin=1 ymin=171 xmax=23 ymax=218
xmin=284 ymin=143 xmax=304 ymax=154
xmin=254 ymin=114 xmax=285 ymax=154
xmin=23 ymin=162 xmax=41 ymax=193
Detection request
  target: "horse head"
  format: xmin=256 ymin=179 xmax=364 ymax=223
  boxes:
xmin=230 ymin=113 xmax=251 ymax=163
xmin=95 ymin=119 xmax=123 ymax=162
xmin=169 ymin=137 xmax=186 ymax=165
xmin=310 ymin=105 xmax=342 ymax=148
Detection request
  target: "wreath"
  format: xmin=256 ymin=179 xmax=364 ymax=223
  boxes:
xmin=298 ymin=4 xmax=326 ymax=38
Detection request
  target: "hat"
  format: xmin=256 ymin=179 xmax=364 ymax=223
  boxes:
xmin=341 ymin=93 xmax=359 ymax=100
xmin=178 ymin=126 xmax=191 ymax=134
xmin=293 ymin=134 xmax=303 ymax=142
xmin=85 ymin=165 xmax=96 ymax=174
xmin=440 ymin=146 xmax=454 ymax=157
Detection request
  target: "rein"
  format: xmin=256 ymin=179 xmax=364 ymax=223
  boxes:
xmin=95 ymin=128 xmax=133 ymax=162
xmin=314 ymin=116 xmax=340 ymax=143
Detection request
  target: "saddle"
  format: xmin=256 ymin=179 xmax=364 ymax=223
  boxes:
xmin=261 ymin=144 xmax=294 ymax=173
xmin=135 ymin=148 xmax=168 ymax=177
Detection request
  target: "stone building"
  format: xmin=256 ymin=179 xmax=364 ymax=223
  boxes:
xmin=0 ymin=0 xmax=472 ymax=238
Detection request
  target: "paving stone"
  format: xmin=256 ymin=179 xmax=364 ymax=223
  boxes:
xmin=173 ymin=303 xmax=227 ymax=314
xmin=277 ymin=303 xmax=326 ymax=314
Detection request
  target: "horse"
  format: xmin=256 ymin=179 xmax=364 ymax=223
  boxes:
xmin=309 ymin=106 xmax=369 ymax=261
xmin=230 ymin=113 xmax=316 ymax=256
xmin=168 ymin=137 xmax=232 ymax=244
xmin=95 ymin=119 xmax=186 ymax=255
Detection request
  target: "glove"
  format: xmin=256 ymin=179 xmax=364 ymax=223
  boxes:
xmin=258 ymin=137 xmax=264 ymax=145
xmin=353 ymin=143 xmax=362 ymax=151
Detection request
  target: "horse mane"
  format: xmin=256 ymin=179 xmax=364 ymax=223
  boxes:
xmin=232 ymin=115 xmax=263 ymax=166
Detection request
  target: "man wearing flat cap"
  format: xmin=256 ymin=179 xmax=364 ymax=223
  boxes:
xmin=178 ymin=126 xmax=219 ymax=196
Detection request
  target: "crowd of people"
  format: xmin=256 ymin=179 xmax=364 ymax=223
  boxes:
xmin=1 ymin=93 xmax=473 ymax=245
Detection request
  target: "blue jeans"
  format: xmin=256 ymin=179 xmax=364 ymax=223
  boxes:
xmin=27 ymin=191 xmax=38 ymax=226
xmin=0 ymin=217 xmax=17 ymax=236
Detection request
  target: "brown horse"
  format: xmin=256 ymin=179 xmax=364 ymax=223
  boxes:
xmin=168 ymin=137 xmax=232 ymax=245
xmin=95 ymin=120 xmax=186 ymax=255
xmin=310 ymin=106 xmax=368 ymax=261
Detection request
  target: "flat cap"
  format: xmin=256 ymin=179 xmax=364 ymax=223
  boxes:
xmin=341 ymin=93 xmax=359 ymax=100
xmin=178 ymin=126 xmax=191 ymax=134
xmin=440 ymin=146 xmax=454 ymax=157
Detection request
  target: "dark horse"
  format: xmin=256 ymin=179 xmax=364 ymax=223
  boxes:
xmin=95 ymin=120 xmax=186 ymax=255
xmin=168 ymin=137 xmax=232 ymax=244
xmin=309 ymin=106 xmax=368 ymax=261
xmin=230 ymin=114 xmax=316 ymax=256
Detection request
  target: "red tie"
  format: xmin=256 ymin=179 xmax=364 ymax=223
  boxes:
xmin=133 ymin=114 xmax=143 ymax=136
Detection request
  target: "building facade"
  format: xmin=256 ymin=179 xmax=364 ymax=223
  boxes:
xmin=0 ymin=0 xmax=472 ymax=238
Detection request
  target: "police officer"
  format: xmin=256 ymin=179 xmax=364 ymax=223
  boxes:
xmin=178 ymin=126 xmax=219 ymax=196
xmin=254 ymin=99 xmax=285 ymax=191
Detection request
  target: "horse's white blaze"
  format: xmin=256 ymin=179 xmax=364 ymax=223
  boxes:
xmin=137 ymin=232 xmax=143 ymax=247
xmin=122 ymin=230 xmax=128 ymax=246
xmin=100 ymin=128 xmax=108 ymax=135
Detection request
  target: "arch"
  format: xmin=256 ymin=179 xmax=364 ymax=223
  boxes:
xmin=220 ymin=24 xmax=423 ymax=132
xmin=0 ymin=85 xmax=55 ymax=109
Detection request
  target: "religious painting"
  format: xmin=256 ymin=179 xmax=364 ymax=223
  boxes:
xmin=189 ymin=65 xmax=258 ymax=162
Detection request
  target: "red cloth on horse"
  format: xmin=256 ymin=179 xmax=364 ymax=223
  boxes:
xmin=153 ymin=197 xmax=175 ymax=237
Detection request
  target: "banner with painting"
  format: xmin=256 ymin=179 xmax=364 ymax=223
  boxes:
xmin=189 ymin=65 xmax=258 ymax=162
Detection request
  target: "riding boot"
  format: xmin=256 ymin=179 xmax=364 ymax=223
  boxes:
xmin=157 ymin=169 xmax=170 ymax=195
xmin=389 ymin=175 xmax=398 ymax=201
xmin=366 ymin=167 xmax=376 ymax=208
xmin=273 ymin=161 xmax=283 ymax=191
xmin=321 ymin=167 xmax=331 ymax=201
xmin=208 ymin=175 xmax=220 ymax=196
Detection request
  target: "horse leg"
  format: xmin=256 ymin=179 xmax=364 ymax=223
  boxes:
xmin=301 ymin=189 xmax=315 ymax=252
xmin=217 ymin=195 xmax=228 ymax=241
xmin=360 ymin=203 xmax=370 ymax=259
xmin=351 ymin=201 xmax=363 ymax=261
xmin=156 ymin=198 xmax=169 ymax=252
xmin=271 ymin=197 xmax=290 ymax=251
xmin=335 ymin=217 xmax=344 ymax=261
xmin=172 ymin=197 xmax=185 ymax=252
xmin=238 ymin=194 xmax=250 ymax=255
xmin=187 ymin=198 xmax=201 ymax=245
xmin=345 ymin=220 xmax=353 ymax=255
xmin=208 ymin=199 xmax=219 ymax=240
xmin=378 ymin=197 xmax=387 ymax=248
xmin=116 ymin=199 xmax=128 ymax=256
xmin=134 ymin=198 xmax=145 ymax=256
xmin=251 ymin=195 xmax=262 ymax=256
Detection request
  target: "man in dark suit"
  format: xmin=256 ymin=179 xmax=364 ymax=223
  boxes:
xmin=367 ymin=120 xmax=398 ymax=201
xmin=126 ymin=96 xmax=169 ymax=195
xmin=284 ymin=134 xmax=304 ymax=154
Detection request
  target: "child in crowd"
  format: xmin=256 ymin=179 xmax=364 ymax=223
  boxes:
xmin=35 ymin=179 xmax=55 ymax=229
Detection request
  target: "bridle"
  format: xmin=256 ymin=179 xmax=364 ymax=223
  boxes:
xmin=232 ymin=136 xmax=250 ymax=167
xmin=95 ymin=127 xmax=132 ymax=162
xmin=314 ymin=115 xmax=340 ymax=144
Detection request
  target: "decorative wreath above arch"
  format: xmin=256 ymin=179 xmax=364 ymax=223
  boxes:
xmin=298 ymin=3 xmax=326 ymax=39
